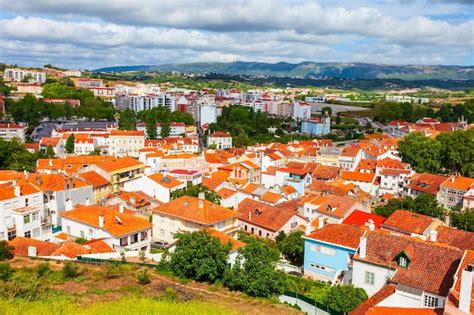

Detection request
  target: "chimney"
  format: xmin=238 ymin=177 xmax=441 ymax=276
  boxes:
xmin=27 ymin=246 xmax=37 ymax=257
xmin=459 ymin=265 xmax=473 ymax=313
xmin=65 ymin=199 xmax=73 ymax=211
xmin=85 ymin=198 xmax=90 ymax=206
xmin=130 ymin=196 xmax=136 ymax=206
xmin=305 ymin=222 xmax=313 ymax=235
xmin=198 ymin=192 xmax=205 ymax=209
xmin=430 ymin=230 xmax=438 ymax=242
xmin=119 ymin=204 xmax=124 ymax=213
xmin=49 ymin=159 xmax=53 ymax=167
xmin=318 ymin=216 xmax=325 ymax=229
xmin=98 ymin=213 xmax=104 ymax=228
xmin=359 ymin=236 xmax=367 ymax=259
xmin=368 ymin=219 xmax=375 ymax=231
xmin=14 ymin=185 xmax=21 ymax=197
xmin=451 ymin=176 xmax=455 ymax=183
xmin=248 ymin=211 xmax=252 ymax=221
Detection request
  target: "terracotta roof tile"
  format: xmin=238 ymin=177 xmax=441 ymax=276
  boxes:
xmin=80 ymin=171 xmax=110 ymax=188
xmin=152 ymin=195 xmax=239 ymax=225
xmin=217 ymin=188 xmax=237 ymax=199
xmin=343 ymin=210 xmax=386 ymax=229
xmin=381 ymin=210 xmax=436 ymax=235
xmin=202 ymin=177 xmax=225 ymax=190
xmin=442 ymin=176 xmax=474 ymax=191
xmin=61 ymin=204 xmax=151 ymax=237
xmin=436 ymin=226 xmax=474 ymax=251
xmin=407 ymin=173 xmax=448 ymax=195
xmin=365 ymin=307 xmax=443 ymax=315
xmin=341 ymin=171 xmax=375 ymax=183
xmin=260 ymin=191 xmax=282 ymax=204
xmin=350 ymin=285 xmax=396 ymax=315
xmin=9 ymin=237 xmax=60 ymax=256
xmin=148 ymin=173 xmax=183 ymax=189
xmin=354 ymin=230 xmax=463 ymax=296
xmin=96 ymin=157 xmax=145 ymax=173
xmin=237 ymin=198 xmax=301 ymax=232
xmin=305 ymin=223 xmax=365 ymax=249
xmin=205 ymin=228 xmax=245 ymax=251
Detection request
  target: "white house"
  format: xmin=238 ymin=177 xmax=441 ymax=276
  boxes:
xmin=61 ymin=204 xmax=152 ymax=251
xmin=151 ymin=194 xmax=240 ymax=244
xmin=108 ymin=130 xmax=145 ymax=157
xmin=338 ymin=147 xmax=363 ymax=171
xmin=207 ymin=131 xmax=232 ymax=149
xmin=123 ymin=173 xmax=185 ymax=204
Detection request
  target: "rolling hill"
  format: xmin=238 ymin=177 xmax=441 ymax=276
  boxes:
xmin=94 ymin=61 xmax=474 ymax=80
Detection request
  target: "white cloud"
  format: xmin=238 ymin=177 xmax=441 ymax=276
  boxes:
xmin=0 ymin=0 xmax=472 ymax=67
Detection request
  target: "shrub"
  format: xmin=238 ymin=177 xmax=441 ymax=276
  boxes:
xmin=324 ymin=285 xmax=368 ymax=313
xmin=137 ymin=269 xmax=151 ymax=285
xmin=74 ymin=237 xmax=87 ymax=245
xmin=36 ymin=262 xmax=51 ymax=278
xmin=0 ymin=241 xmax=14 ymax=260
xmin=159 ymin=287 xmax=178 ymax=302
xmin=0 ymin=273 xmax=42 ymax=300
xmin=0 ymin=262 xmax=14 ymax=281
xmin=62 ymin=262 xmax=79 ymax=278
xmin=105 ymin=263 xmax=122 ymax=279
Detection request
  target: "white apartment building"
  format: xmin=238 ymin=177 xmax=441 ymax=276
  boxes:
xmin=199 ymin=103 xmax=217 ymax=126
xmin=115 ymin=93 xmax=176 ymax=112
xmin=292 ymin=101 xmax=312 ymax=121
xmin=108 ymin=130 xmax=145 ymax=157
xmin=0 ymin=181 xmax=51 ymax=241
xmin=3 ymin=67 xmax=46 ymax=83
xmin=124 ymin=173 xmax=186 ymax=203
xmin=0 ymin=123 xmax=26 ymax=143
xmin=207 ymin=131 xmax=232 ymax=149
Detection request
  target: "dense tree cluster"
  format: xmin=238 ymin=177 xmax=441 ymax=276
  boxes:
xmin=324 ymin=285 xmax=368 ymax=313
xmin=373 ymin=100 xmax=473 ymax=124
xmin=276 ymin=230 xmax=305 ymax=266
xmin=170 ymin=184 xmax=222 ymax=205
xmin=398 ymin=130 xmax=473 ymax=177
xmin=374 ymin=193 xmax=446 ymax=220
xmin=0 ymin=138 xmax=54 ymax=171
xmin=166 ymin=231 xmax=287 ymax=298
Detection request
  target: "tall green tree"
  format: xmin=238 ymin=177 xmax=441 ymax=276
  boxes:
xmin=160 ymin=121 xmax=171 ymax=138
xmin=324 ymin=285 xmax=368 ymax=313
xmin=223 ymin=239 xmax=286 ymax=298
xmin=436 ymin=130 xmax=474 ymax=177
xmin=277 ymin=230 xmax=305 ymax=266
xmin=146 ymin=120 xmax=157 ymax=139
xmin=321 ymin=106 xmax=332 ymax=116
xmin=65 ymin=134 xmax=75 ymax=154
xmin=398 ymin=132 xmax=442 ymax=174
xmin=118 ymin=109 xmax=137 ymax=130
xmin=170 ymin=231 xmax=230 ymax=282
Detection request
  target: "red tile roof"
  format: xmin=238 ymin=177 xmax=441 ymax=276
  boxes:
xmin=205 ymin=228 xmax=245 ymax=251
xmin=381 ymin=210 xmax=436 ymax=235
xmin=407 ymin=173 xmax=448 ymax=195
xmin=442 ymin=176 xmax=474 ymax=191
xmin=80 ymin=171 xmax=110 ymax=188
xmin=447 ymin=250 xmax=474 ymax=314
xmin=152 ymin=195 xmax=239 ymax=225
xmin=96 ymin=157 xmax=144 ymax=173
xmin=436 ymin=226 xmax=474 ymax=251
xmin=343 ymin=210 xmax=385 ymax=229
xmin=148 ymin=173 xmax=183 ymax=189
xmin=237 ymin=198 xmax=301 ymax=232
xmin=354 ymin=231 xmax=463 ymax=296
xmin=365 ymin=307 xmax=443 ymax=315
xmin=305 ymin=224 xmax=365 ymax=249
xmin=350 ymin=285 xmax=396 ymax=315
xmin=61 ymin=204 xmax=151 ymax=237
xmin=341 ymin=171 xmax=375 ymax=183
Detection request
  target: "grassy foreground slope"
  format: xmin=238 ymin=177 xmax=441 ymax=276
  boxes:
xmin=0 ymin=297 xmax=234 ymax=315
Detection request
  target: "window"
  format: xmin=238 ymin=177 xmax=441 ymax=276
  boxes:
xmin=80 ymin=231 xmax=85 ymax=238
xmin=399 ymin=256 xmax=407 ymax=267
xmin=309 ymin=262 xmax=335 ymax=273
xmin=365 ymin=271 xmax=375 ymax=285
xmin=7 ymin=230 xmax=16 ymax=241
xmin=141 ymin=231 xmax=148 ymax=241
xmin=23 ymin=215 xmax=30 ymax=224
xmin=32 ymin=228 xmax=40 ymax=238
xmin=89 ymin=229 xmax=93 ymax=236
xmin=424 ymin=295 xmax=439 ymax=308
xmin=159 ymin=229 xmax=165 ymax=235
xmin=131 ymin=233 xmax=138 ymax=244
xmin=32 ymin=212 xmax=39 ymax=221
xmin=24 ymin=231 xmax=31 ymax=238
xmin=25 ymin=198 xmax=29 ymax=207
xmin=66 ymin=226 xmax=71 ymax=234
xmin=120 ymin=237 xmax=128 ymax=246
xmin=311 ymin=244 xmax=337 ymax=256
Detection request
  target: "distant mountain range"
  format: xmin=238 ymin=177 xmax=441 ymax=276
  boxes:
xmin=94 ymin=61 xmax=474 ymax=81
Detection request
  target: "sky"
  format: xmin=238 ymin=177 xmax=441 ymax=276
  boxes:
xmin=0 ymin=0 xmax=473 ymax=69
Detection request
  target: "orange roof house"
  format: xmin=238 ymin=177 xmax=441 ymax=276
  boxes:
xmin=61 ymin=204 xmax=152 ymax=239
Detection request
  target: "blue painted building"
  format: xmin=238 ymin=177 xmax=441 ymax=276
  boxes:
xmin=301 ymin=115 xmax=331 ymax=136
xmin=303 ymin=223 xmax=364 ymax=283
